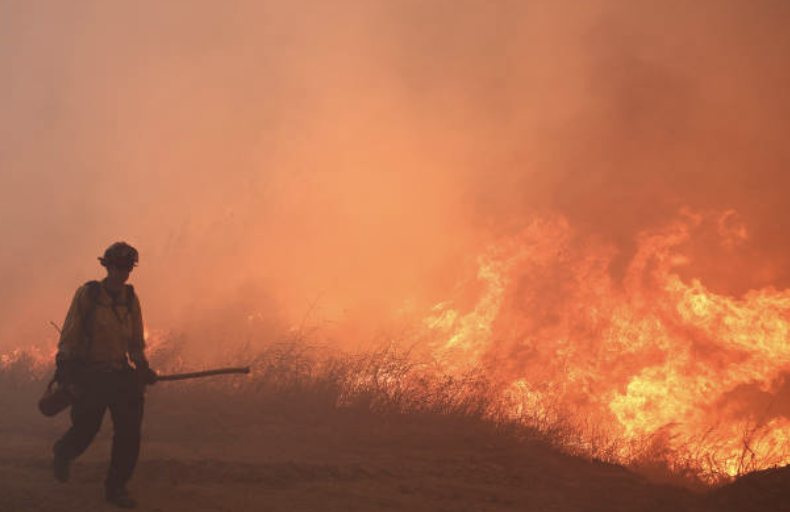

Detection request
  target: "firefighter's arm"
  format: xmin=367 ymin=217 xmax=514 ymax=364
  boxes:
xmin=55 ymin=286 xmax=89 ymax=386
xmin=57 ymin=286 xmax=89 ymax=362
xmin=128 ymin=292 xmax=157 ymax=385
xmin=128 ymin=291 xmax=146 ymax=363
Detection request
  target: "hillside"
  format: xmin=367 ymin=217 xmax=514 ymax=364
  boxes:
xmin=0 ymin=380 xmax=714 ymax=512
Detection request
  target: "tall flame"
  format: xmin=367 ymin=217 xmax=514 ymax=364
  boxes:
xmin=425 ymin=211 xmax=790 ymax=479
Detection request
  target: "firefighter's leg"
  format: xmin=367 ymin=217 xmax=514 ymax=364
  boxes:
xmin=53 ymin=394 xmax=107 ymax=482
xmin=54 ymin=396 xmax=107 ymax=460
xmin=105 ymin=377 xmax=144 ymax=490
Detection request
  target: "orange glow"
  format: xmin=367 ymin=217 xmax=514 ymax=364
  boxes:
xmin=0 ymin=346 xmax=55 ymax=381
xmin=424 ymin=212 xmax=790 ymax=479
xmin=2 ymin=0 xmax=790 ymax=487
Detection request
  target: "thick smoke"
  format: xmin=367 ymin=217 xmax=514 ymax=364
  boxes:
xmin=0 ymin=0 xmax=788 ymax=353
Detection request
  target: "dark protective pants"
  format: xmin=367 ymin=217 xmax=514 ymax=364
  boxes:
xmin=53 ymin=369 xmax=144 ymax=489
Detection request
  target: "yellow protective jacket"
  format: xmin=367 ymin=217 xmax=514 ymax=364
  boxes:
xmin=57 ymin=281 xmax=146 ymax=370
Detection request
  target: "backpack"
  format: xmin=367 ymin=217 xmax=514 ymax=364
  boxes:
xmin=38 ymin=281 xmax=137 ymax=417
xmin=82 ymin=280 xmax=137 ymax=357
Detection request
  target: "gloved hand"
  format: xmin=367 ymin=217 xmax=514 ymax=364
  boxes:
xmin=135 ymin=359 xmax=158 ymax=386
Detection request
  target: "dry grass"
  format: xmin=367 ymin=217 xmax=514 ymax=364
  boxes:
xmin=1 ymin=333 xmax=782 ymax=490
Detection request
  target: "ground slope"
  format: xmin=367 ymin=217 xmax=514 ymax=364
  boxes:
xmin=0 ymin=383 xmax=758 ymax=512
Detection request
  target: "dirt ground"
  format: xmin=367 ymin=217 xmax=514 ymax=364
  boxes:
xmin=0 ymin=382 xmax=757 ymax=512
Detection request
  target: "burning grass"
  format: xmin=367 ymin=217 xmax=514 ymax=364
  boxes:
xmin=6 ymin=213 xmax=790 ymax=490
xmin=4 ymin=331 xmax=785 ymax=490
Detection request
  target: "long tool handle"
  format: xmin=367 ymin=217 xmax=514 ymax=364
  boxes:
xmin=157 ymin=366 xmax=251 ymax=382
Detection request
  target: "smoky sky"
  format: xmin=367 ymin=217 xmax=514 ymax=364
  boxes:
xmin=1 ymin=0 xmax=788 ymax=352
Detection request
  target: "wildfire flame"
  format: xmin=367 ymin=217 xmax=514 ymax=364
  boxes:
xmin=424 ymin=211 xmax=790 ymax=479
xmin=4 ymin=210 xmax=789 ymax=483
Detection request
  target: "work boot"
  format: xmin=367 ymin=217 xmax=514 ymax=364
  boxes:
xmin=105 ymin=486 xmax=137 ymax=509
xmin=53 ymin=452 xmax=70 ymax=483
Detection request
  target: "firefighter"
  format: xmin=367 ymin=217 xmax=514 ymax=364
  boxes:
xmin=52 ymin=242 xmax=157 ymax=509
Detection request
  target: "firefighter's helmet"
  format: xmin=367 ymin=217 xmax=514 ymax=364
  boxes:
xmin=99 ymin=242 xmax=139 ymax=270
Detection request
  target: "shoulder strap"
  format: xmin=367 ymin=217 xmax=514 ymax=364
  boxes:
xmin=82 ymin=280 xmax=102 ymax=359
xmin=85 ymin=280 xmax=101 ymax=303
xmin=125 ymin=284 xmax=136 ymax=306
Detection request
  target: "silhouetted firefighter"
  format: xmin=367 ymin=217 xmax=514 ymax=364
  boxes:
xmin=52 ymin=242 xmax=157 ymax=509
